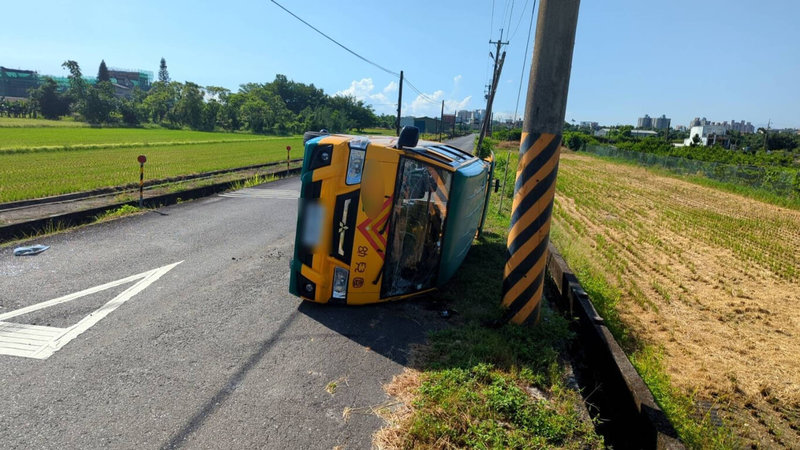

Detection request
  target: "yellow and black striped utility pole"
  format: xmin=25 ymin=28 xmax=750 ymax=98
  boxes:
xmin=502 ymin=0 xmax=581 ymax=325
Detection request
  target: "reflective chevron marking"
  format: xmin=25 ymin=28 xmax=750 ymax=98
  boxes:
xmin=501 ymin=132 xmax=561 ymax=325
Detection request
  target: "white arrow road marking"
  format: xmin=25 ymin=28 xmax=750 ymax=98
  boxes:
xmin=0 ymin=261 xmax=182 ymax=360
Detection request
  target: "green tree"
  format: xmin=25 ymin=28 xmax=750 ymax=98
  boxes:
xmin=201 ymin=100 xmax=220 ymax=131
xmin=97 ymin=60 xmax=110 ymax=82
xmin=159 ymin=57 xmax=170 ymax=83
xmin=266 ymin=74 xmax=326 ymax=114
xmin=143 ymin=81 xmax=180 ymax=124
xmin=175 ymin=82 xmax=204 ymax=129
xmin=83 ymin=82 xmax=118 ymax=124
xmin=119 ymin=87 xmax=147 ymax=125
xmin=61 ymin=60 xmax=87 ymax=113
xmin=29 ymin=77 xmax=70 ymax=119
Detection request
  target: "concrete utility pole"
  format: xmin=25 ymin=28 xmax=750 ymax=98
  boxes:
xmin=476 ymin=31 xmax=509 ymax=155
xmin=396 ymin=70 xmax=404 ymax=136
xmin=501 ymin=0 xmax=581 ymax=325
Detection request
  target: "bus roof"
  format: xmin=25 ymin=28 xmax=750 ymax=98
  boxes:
xmin=320 ymin=134 xmax=478 ymax=170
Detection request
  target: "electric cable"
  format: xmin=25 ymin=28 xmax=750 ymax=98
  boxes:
xmin=270 ymin=0 xmax=400 ymax=78
xmin=272 ymin=0 xmax=444 ymax=110
xmin=499 ymin=0 xmax=537 ymax=213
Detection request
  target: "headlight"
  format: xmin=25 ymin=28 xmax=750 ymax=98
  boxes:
xmin=332 ymin=267 xmax=349 ymax=299
xmin=346 ymin=148 xmax=366 ymax=185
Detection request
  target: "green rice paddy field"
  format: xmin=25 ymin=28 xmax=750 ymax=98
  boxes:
xmin=0 ymin=122 xmax=299 ymax=203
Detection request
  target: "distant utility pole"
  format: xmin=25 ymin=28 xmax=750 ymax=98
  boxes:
xmin=765 ymin=118 xmax=771 ymax=150
xmin=476 ymin=31 xmax=509 ymax=154
xmin=501 ymin=0 xmax=580 ymax=326
xmin=439 ymin=100 xmax=445 ymax=141
xmin=396 ymin=70 xmax=404 ymax=136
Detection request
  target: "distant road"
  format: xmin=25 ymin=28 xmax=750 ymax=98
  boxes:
xmin=446 ymin=133 xmax=476 ymax=153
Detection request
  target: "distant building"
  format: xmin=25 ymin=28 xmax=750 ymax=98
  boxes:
xmin=400 ymin=116 xmax=415 ymax=128
xmin=594 ymin=128 xmax=611 ymax=137
xmin=0 ymin=66 xmax=40 ymax=99
xmin=0 ymin=64 xmax=152 ymax=100
xmin=443 ymin=114 xmax=455 ymax=129
xmin=473 ymin=109 xmax=485 ymax=124
xmin=106 ymin=68 xmax=153 ymax=98
xmin=684 ymin=124 xmax=730 ymax=147
xmin=637 ymin=114 xmax=652 ymax=128
xmin=725 ymin=119 xmax=754 ymax=134
xmin=690 ymin=117 xmax=754 ymax=134
xmin=652 ymin=114 xmax=671 ymax=130
xmin=580 ymin=121 xmax=599 ymax=129
xmin=690 ymin=117 xmax=708 ymax=127
xmin=631 ymin=129 xmax=658 ymax=138
xmin=413 ymin=116 xmax=442 ymax=134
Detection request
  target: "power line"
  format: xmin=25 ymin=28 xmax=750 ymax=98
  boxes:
xmin=512 ymin=0 xmax=537 ymax=124
xmin=505 ymin=0 xmax=516 ymax=36
xmin=485 ymin=0 xmax=497 ymax=88
xmin=271 ymin=0 xmax=444 ymax=109
xmin=270 ymin=0 xmax=399 ymax=78
xmin=404 ymin=77 xmax=440 ymax=104
xmin=499 ymin=0 xmax=537 ymax=213
xmin=509 ymin=0 xmax=531 ymax=41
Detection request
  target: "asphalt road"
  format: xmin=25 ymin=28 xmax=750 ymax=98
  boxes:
xmin=0 ymin=135 xmax=474 ymax=449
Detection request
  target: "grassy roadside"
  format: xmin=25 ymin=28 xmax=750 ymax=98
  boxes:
xmin=375 ymin=151 xmax=603 ymax=448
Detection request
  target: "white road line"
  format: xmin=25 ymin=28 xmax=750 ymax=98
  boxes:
xmin=0 ymin=261 xmax=183 ymax=360
xmin=0 ymin=323 xmax=66 ymax=358
xmin=219 ymin=188 xmax=298 ymax=200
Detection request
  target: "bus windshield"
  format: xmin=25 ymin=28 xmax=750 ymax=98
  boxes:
xmin=383 ymin=158 xmax=452 ymax=297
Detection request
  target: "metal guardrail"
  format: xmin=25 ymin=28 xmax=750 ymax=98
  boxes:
xmin=546 ymin=243 xmax=684 ymax=449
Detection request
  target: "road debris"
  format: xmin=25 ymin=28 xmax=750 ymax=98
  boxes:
xmin=13 ymin=244 xmax=50 ymax=256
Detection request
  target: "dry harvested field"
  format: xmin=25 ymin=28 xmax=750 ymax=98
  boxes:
xmin=551 ymin=151 xmax=800 ymax=447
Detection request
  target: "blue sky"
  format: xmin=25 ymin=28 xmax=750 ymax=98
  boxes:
xmin=2 ymin=0 xmax=798 ymax=128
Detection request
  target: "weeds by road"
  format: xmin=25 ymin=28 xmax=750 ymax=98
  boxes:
xmin=376 ymin=151 xmax=602 ymax=449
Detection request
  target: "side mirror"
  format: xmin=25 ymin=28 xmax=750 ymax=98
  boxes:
xmin=397 ymin=126 xmax=420 ymax=149
xmin=494 ymin=178 xmax=500 ymax=193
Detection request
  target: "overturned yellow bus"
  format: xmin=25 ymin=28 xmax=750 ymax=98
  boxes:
xmin=289 ymin=127 xmax=493 ymax=304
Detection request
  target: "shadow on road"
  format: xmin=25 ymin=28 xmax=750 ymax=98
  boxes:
xmin=161 ymin=310 xmax=302 ymax=449
xmin=297 ymin=297 xmax=449 ymax=367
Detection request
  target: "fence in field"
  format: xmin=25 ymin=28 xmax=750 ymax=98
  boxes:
xmin=583 ymin=144 xmax=800 ymax=198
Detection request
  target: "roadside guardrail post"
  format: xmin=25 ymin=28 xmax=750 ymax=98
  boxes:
xmin=137 ymin=155 xmax=147 ymax=208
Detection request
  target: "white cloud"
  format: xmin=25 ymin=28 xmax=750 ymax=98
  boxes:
xmin=337 ymin=77 xmax=473 ymax=116
xmin=335 ymin=78 xmax=375 ymax=100
xmin=383 ymin=81 xmax=398 ymax=94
